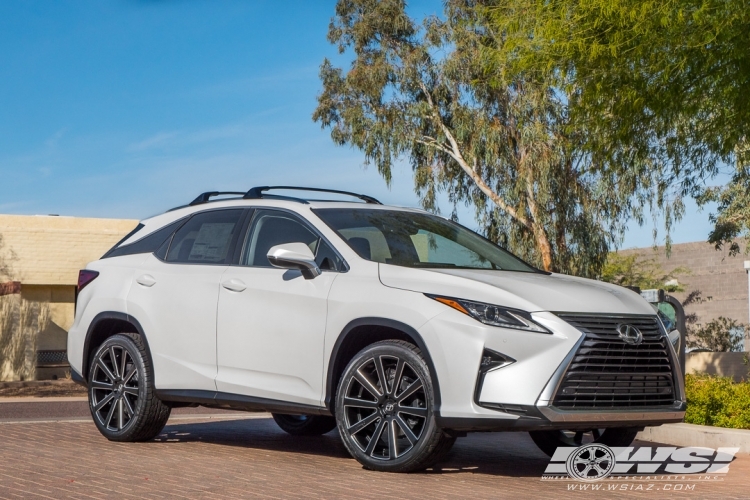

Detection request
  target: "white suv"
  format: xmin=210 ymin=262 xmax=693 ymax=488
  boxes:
xmin=68 ymin=186 xmax=685 ymax=472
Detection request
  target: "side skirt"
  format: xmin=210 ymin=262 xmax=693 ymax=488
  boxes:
xmin=155 ymin=389 xmax=332 ymax=417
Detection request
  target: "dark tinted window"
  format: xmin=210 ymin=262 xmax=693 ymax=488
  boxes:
xmin=101 ymin=224 xmax=144 ymax=258
xmin=103 ymin=219 xmax=186 ymax=259
xmin=166 ymin=209 xmax=243 ymax=264
xmin=242 ymin=210 xmax=343 ymax=271
xmin=314 ymin=209 xmax=537 ymax=272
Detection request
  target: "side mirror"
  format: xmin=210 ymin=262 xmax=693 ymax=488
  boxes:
xmin=267 ymin=242 xmax=321 ymax=279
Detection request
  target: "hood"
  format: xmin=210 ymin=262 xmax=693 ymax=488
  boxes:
xmin=378 ymin=265 xmax=654 ymax=315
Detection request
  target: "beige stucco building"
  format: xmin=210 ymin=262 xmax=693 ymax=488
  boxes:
xmin=0 ymin=214 xmax=138 ymax=379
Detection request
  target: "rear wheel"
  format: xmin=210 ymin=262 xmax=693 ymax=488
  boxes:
xmin=88 ymin=333 xmax=171 ymax=442
xmin=335 ymin=340 xmax=455 ymax=472
xmin=272 ymin=413 xmax=337 ymax=436
xmin=529 ymin=427 xmax=640 ymax=457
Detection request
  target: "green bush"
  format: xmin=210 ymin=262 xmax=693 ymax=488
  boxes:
xmin=684 ymin=374 xmax=750 ymax=429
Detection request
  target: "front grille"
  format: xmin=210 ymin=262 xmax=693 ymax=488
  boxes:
xmin=553 ymin=315 xmax=675 ymax=409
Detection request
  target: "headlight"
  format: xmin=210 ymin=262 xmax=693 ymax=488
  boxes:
xmin=426 ymin=294 xmax=551 ymax=333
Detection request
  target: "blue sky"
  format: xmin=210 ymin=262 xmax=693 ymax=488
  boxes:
xmin=0 ymin=0 xmax=720 ymax=249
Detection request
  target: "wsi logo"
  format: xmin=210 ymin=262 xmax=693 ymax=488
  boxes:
xmin=544 ymin=445 xmax=740 ymax=481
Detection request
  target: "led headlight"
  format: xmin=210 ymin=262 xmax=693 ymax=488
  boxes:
xmin=427 ymin=294 xmax=551 ymax=333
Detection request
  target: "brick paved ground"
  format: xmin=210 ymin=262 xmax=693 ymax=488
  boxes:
xmin=1 ymin=413 xmax=748 ymax=499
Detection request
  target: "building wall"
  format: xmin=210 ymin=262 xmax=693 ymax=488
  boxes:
xmin=0 ymin=214 xmax=139 ymax=379
xmin=620 ymin=240 xmax=749 ymax=326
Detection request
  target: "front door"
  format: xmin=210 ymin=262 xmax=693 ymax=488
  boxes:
xmin=127 ymin=208 xmax=245 ymax=392
xmin=216 ymin=209 xmax=344 ymax=406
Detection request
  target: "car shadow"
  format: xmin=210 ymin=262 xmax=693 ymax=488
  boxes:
xmin=149 ymin=416 xmax=553 ymax=478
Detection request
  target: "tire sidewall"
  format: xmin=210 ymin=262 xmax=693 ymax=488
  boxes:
xmin=88 ymin=334 xmax=149 ymax=440
xmin=335 ymin=341 xmax=440 ymax=471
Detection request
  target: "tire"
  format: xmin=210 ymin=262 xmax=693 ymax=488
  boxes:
xmin=88 ymin=333 xmax=171 ymax=442
xmin=272 ymin=414 xmax=337 ymax=436
xmin=335 ymin=340 xmax=455 ymax=472
xmin=529 ymin=427 xmax=640 ymax=457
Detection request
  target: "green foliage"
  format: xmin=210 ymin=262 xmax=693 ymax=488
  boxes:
xmin=599 ymin=252 xmax=687 ymax=292
xmin=685 ymin=374 xmax=750 ymax=429
xmin=483 ymin=0 xmax=750 ymax=250
xmin=687 ymin=317 xmax=746 ymax=352
xmin=699 ymin=158 xmax=750 ymax=255
xmin=315 ymin=0 xmax=653 ymax=276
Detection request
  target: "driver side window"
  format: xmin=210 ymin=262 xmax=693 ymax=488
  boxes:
xmin=242 ymin=210 xmax=343 ymax=271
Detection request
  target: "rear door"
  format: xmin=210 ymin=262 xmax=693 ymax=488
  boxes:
xmin=127 ymin=208 xmax=246 ymax=391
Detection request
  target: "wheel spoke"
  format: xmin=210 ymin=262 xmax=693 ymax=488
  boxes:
xmin=364 ymin=418 xmax=387 ymax=456
xmin=388 ymin=419 xmax=398 ymax=459
xmin=122 ymin=395 xmax=135 ymax=417
xmin=397 ymin=404 xmax=427 ymax=418
xmin=344 ymin=397 xmax=379 ymax=409
xmin=573 ymin=431 xmax=584 ymax=445
xmin=396 ymin=379 xmax=423 ymax=402
xmin=119 ymin=349 xmax=129 ymax=379
xmin=347 ymin=412 xmax=379 ymax=436
xmin=104 ymin=398 xmax=118 ymax=429
xmin=109 ymin=346 xmax=120 ymax=378
xmin=374 ymin=356 xmax=388 ymax=395
xmin=90 ymin=380 xmax=114 ymax=391
xmin=96 ymin=359 xmax=117 ymax=383
xmin=122 ymin=365 xmax=137 ymax=385
xmin=123 ymin=386 xmax=139 ymax=396
xmin=117 ymin=398 xmax=124 ymax=430
xmin=392 ymin=359 xmax=405 ymax=395
xmin=354 ymin=368 xmax=383 ymax=399
xmin=94 ymin=391 xmax=115 ymax=411
xmin=394 ymin=415 xmax=419 ymax=445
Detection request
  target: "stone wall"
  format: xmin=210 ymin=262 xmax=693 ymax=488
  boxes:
xmin=621 ymin=240 xmax=749 ymax=326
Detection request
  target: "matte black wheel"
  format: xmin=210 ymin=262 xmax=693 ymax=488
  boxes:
xmin=272 ymin=413 xmax=337 ymax=436
xmin=529 ymin=427 xmax=640 ymax=457
xmin=335 ymin=340 xmax=455 ymax=473
xmin=88 ymin=333 xmax=171 ymax=442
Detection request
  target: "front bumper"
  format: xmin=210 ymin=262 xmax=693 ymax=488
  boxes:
xmin=426 ymin=310 xmax=687 ymax=431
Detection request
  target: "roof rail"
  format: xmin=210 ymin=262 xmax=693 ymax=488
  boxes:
xmin=243 ymin=186 xmax=382 ymax=205
xmin=188 ymin=191 xmax=246 ymax=206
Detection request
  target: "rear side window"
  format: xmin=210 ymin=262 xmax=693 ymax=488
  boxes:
xmin=102 ymin=219 xmax=185 ymax=259
xmin=166 ymin=209 xmax=243 ymax=264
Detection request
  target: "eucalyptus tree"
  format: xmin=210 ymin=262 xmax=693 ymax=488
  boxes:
xmin=314 ymin=0 xmax=644 ymax=276
xmin=484 ymin=0 xmax=750 ymax=251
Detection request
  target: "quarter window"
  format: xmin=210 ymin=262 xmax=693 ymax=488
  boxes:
xmin=166 ymin=209 xmax=243 ymax=264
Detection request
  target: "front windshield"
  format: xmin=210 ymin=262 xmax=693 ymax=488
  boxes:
xmin=314 ymin=209 xmax=538 ymax=272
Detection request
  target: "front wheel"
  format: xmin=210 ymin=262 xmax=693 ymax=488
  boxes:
xmin=335 ymin=340 xmax=455 ymax=472
xmin=529 ymin=427 xmax=640 ymax=457
xmin=88 ymin=333 xmax=171 ymax=442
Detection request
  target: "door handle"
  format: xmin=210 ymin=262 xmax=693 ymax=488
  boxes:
xmin=136 ymin=274 xmax=156 ymax=287
xmin=221 ymin=278 xmax=247 ymax=292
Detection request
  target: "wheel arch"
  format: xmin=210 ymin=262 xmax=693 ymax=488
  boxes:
xmin=82 ymin=312 xmax=154 ymax=382
xmin=324 ymin=317 xmax=442 ymax=413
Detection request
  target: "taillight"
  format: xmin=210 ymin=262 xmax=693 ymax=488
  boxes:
xmin=77 ymin=270 xmax=100 ymax=292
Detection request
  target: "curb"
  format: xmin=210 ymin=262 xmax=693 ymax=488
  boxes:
xmin=0 ymin=396 xmax=88 ymax=403
xmin=637 ymin=423 xmax=750 ymax=453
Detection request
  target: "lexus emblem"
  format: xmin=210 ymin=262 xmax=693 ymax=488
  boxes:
xmin=617 ymin=324 xmax=643 ymax=345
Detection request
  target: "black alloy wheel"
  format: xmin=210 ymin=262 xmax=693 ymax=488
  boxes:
xmin=88 ymin=333 xmax=170 ymax=442
xmin=335 ymin=340 xmax=455 ymax=472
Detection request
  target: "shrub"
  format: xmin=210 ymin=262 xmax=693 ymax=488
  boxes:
xmin=0 ymin=295 xmax=50 ymax=381
xmin=684 ymin=374 xmax=750 ymax=429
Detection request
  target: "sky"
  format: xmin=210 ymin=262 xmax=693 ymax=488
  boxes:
xmin=0 ymin=0 xmax=722 ymax=250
